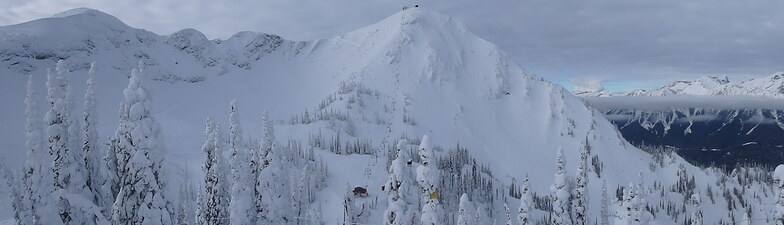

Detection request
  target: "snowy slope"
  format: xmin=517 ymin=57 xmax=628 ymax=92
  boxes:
xmin=0 ymin=8 xmax=778 ymax=224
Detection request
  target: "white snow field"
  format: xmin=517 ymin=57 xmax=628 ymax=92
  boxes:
xmin=0 ymin=7 xmax=779 ymax=224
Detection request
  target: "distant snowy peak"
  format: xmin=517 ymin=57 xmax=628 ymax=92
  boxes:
xmin=576 ymin=73 xmax=784 ymax=97
xmin=0 ymin=8 xmax=301 ymax=80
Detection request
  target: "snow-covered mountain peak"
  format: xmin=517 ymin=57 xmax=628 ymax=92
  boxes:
xmin=333 ymin=8 xmax=513 ymax=98
xmin=10 ymin=7 xmax=134 ymax=35
xmin=49 ymin=7 xmax=121 ymax=21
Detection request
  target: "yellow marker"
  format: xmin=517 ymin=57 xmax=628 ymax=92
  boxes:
xmin=429 ymin=190 xmax=439 ymax=199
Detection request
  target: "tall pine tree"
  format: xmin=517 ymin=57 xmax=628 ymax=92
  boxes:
xmin=110 ymin=62 xmax=173 ymax=225
xmin=198 ymin=118 xmax=230 ymax=225
xmin=517 ymin=175 xmax=532 ymax=225
xmin=550 ymin=147 xmax=570 ymax=225
xmin=227 ymin=100 xmax=254 ymax=224
xmin=47 ymin=60 xmax=102 ymax=224
xmin=416 ymin=135 xmax=441 ymax=225
xmin=15 ymin=75 xmax=61 ymax=225
xmin=83 ymin=62 xmax=104 ymax=207
xmin=572 ymin=141 xmax=589 ymax=225
xmin=383 ymin=139 xmax=416 ymax=225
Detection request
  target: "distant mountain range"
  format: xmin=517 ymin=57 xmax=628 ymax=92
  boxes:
xmin=575 ymin=72 xmax=784 ymax=97
xmin=576 ymin=74 xmax=784 ymax=169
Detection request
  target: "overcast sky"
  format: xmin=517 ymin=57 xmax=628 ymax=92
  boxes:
xmin=2 ymin=0 xmax=782 ymax=92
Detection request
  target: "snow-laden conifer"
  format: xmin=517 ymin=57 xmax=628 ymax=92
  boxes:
xmin=15 ymin=75 xmax=61 ymax=225
xmin=457 ymin=193 xmax=472 ymax=225
xmin=227 ymin=100 xmax=255 ymax=224
xmin=775 ymin=164 xmax=784 ymax=225
xmin=197 ymin=118 xmax=230 ymax=225
xmin=83 ymin=62 xmax=104 ymax=206
xmin=383 ymin=139 xmax=416 ymax=225
xmin=550 ymin=147 xmax=570 ymax=225
xmin=690 ymin=193 xmax=702 ymax=225
xmin=600 ymin=180 xmax=610 ymax=225
xmin=517 ymin=175 xmax=532 ymax=225
xmin=110 ymin=63 xmax=172 ymax=225
xmin=416 ymin=135 xmax=441 ymax=225
xmin=573 ymin=141 xmax=589 ymax=225
xmin=47 ymin=60 xmax=102 ymax=224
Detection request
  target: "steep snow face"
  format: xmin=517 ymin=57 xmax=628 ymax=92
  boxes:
xmin=0 ymin=8 xmax=772 ymax=224
xmin=300 ymin=8 xmax=651 ymax=189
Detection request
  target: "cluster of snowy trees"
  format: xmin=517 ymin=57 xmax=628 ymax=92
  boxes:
xmin=9 ymin=60 xmax=327 ymax=225
xmin=12 ymin=61 xmax=164 ymax=224
xmin=7 ymin=60 xmax=784 ymax=225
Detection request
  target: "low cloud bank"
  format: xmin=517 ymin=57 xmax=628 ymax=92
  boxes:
xmin=582 ymin=95 xmax=784 ymax=111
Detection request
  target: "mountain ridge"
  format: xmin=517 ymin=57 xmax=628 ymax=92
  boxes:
xmin=576 ymin=72 xmax=784 ymax=97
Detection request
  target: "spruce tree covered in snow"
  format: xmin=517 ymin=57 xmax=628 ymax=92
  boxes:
xmin=550 ymin=147 xmax=570 ymax=225
xmin=774 ymin=164 xmax=784 ymax=225
xmin=690 ymin=193 xmax=702 ymax=225
xmin=517 ymin=175 xmax=532 ymax=225
xmin=618 ymin=173 xmax=646 ymax=225
xmin=15 ymin=75 xmax=62 ymax=225
xmin=600 ymin=180 xmax=609 ymax=225
xmin=572 ymin=141 xmax=589 ymax=225
xmin=504 ymin=203 xmax=512 ymax=225
xmin=227 ymin=100 xmax=255 ymax=225
xmin=383 ymin=139 xmax=417 ymax=225
xmin=254 ymin=113 xmax=294 ymax=224
xmin=252 ymin=111 xmax=275 ymax=223
xmin=198 ymin=118 xmax=230 ymax=225
xmin=110 ymin=63 xmax=173 ymax=225
xmin=457 ymin=193 xmax=471 ymax=225
xmin=416 ymin=135 xmax=441 ymax=225
xmin=47 ymin=60 xmax=102 ymax=224
xmin=617 ymin=182 xmax=636 ymax=225
xmin=343 ymin=185 xmax=359 ymax=225
xmin=632 ymin=172 xmax=646 ymax=225
xmin=83 ymin=62 xmax=104 ymax=206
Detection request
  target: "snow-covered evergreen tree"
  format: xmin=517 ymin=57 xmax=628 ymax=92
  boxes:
xmin=618 ymin=173 xmax=646 ymax=225
xmin=504 ymin=203 xmax=512 ymax=225
xmin=457 ymin=193 xmax=471 ymax=225
xmin=110 ymin=63 xmax=173 ymax=225
xmin=47 ymin=60 xmax=101 ymax=224
xmin=15 ymin=75 xmax=62 ymax=225
xmin=572 ymin=141 xmax=589 ymax=225
xmin=227 ymin=100 xmax=255 ymax=224
xmin=550 ymin=147 xmax=570 ymax=225
xmin=198 ymin=118 xmax=230 ymax=225
xmin=252 ymin=111 xmax=275 ymax=222
xmin=517 ymin=175 xmax=532 ymax=225
xmin=383 ymin=139 xmax=416 ymax=225
xmin=600 ymin=180 xmax=609 ymax=225
xmin=254 ymin=112 xmax=292 ymax=224
xmin=343 ymin=185 xmax=358 ymax=225
xmin=776 ymin=164 xmax=784 ymax=225
xmin=690 ymin=193 xmax=702 ymax=225
xmin=416 ymin=135 xmax=441 ymax=225
xmin=617 ymin=182 xmax=635 ymax=225
xmin=101 ymin=123 xmax=121 ymax=210
xmin=632 ymin=172 xmax=646 ymax=225
xmin=82 ymin=62 xmax=104 ymax=206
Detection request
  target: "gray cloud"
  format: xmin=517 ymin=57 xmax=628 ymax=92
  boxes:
xmin=1 ymin=0 xmax=782 ymax=90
